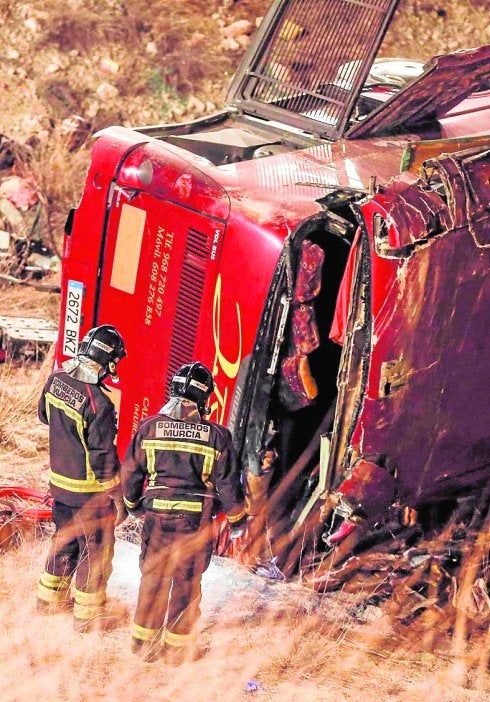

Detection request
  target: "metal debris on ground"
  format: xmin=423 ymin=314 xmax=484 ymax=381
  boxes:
xmin=301 ymin=494 xmax=490 ymax=644
xmin=255 ymin=557 xmax=286 ymax=581
xmin=0 ymin=485 xmax=53 ymax=551
xmin=244 ymin=680 xmax=264 ymax=693
xmin=0 ymin=316 xmax=57 ymax=361
xmin=0 ymin=132 xmax=60 ymax=282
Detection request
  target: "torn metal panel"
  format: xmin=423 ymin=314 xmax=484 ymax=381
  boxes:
xmin=348 ymin=45 xmax=490 ymax=139
xmin=371 ymin=172 xmax=453 ymax=255
xmin=0 ymin=316 xmax=58 ymax=361
xmin=330 ymin=146 xmax=490 ymax=514
xmin=401 ymin=135 xmax=490 ymax=175
xmin=422 ymin=147 xmax=490 ymax=245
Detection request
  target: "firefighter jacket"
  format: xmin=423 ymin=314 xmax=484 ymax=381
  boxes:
xmin=38 ymin=369 xmax=121 ymax=507
xmin=122 ymin=403 xmax=246 ymax=525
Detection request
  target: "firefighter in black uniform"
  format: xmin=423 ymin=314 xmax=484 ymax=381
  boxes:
xmin=37 ymin=324 xmax=127 ymax=632
xmin=122 ymin=362 xmax=246 ymax=663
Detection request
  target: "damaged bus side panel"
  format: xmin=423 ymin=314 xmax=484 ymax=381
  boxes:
xmin=298 ymin=147 xmax=490 ymax=580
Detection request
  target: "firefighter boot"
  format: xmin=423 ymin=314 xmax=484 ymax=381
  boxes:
xmin=36 ymin=596 xmax=74 ymax=615
xmin=131 ymin=638 xmax=164 ymax=663
xmin=163 ymin=642 xmax=206 ymax=666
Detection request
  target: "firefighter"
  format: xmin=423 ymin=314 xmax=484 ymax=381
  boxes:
xmin=122 ymin=361 xmax=246 ymax=664
xmin=36 ymin=324 xmax=128 ymax=632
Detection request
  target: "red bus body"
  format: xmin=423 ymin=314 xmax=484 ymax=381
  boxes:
xmin=57 ymin=0 xmax=490 ymax=566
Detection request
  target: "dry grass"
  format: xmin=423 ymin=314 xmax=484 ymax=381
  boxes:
xmin=0 ymin=529 xmax=488 ymax=702
xmin=0 ymin=284 xmax=59 ymax=320
xmin=0 ymin=352 xmax=52 ymax=490
xmin=25 ymin=134 xmax=92 ymax=256
xmin=0 ymin=286 xmax=57 ymax=489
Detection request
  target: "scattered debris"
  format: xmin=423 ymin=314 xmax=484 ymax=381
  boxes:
xmin=0 ymin=134 xmax=30 ymax=171
xmin=0 ymin=316 xmax=58 ymax=361
xmin=99 ymin=58 xmax=120 ymax=75
xmin=244 ymin=680 xmax=265 ymax=694
xmin=0 ymin=485 xmax=53 ymax=551
xmin=301 ymin=494 xmax=490 ymax=641
xmin=0 ymin=232 xmax=59 ymax=281
xmin=0 ymin=197 xmax=24 ymax=228
xmin=59 ymin=114 xmax=92 ymax=151
xmin=0 ymin=175 xmax=38 ymax=211
xmin=255 ymin=557 xmax=286 ymax=582
xmin=0 ymin=133 xmax=61 ymax=283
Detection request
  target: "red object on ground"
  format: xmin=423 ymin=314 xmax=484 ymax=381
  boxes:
xmin=327 ymin=520 xmax=357 ymax=544
xmin=0 ymin=486 xmax=53 ymax=523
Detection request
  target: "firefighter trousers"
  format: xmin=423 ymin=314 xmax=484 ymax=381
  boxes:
xmin=37 ymin=497 xmax=116 ymax=624
xmin=132 ymin=511 xmax=213 ymax=655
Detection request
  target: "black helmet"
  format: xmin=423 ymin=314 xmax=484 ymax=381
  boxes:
xmin=170 ymin=362 xmax=214 ymax=411
xmin=78 ymin=324 xmax=126 ymax=381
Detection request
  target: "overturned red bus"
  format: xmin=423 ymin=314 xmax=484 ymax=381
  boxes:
xmin=57 ymin=0 xmax=490 ymax=573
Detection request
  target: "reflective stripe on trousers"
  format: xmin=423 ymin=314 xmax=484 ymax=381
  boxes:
xmin=37 ymin=498 xmax=115 ymax=618
xmin=132 ymin=511 xmax=212 ymax=650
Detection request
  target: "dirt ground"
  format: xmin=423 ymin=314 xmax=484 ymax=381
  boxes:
xmin=0 ymin=1 xmax=489 ymax=700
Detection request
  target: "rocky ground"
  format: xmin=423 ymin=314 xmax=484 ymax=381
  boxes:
xmin=0 ymin=0 xmax=488 ymax=254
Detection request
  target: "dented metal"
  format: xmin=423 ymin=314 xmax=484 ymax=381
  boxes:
xmin=55 ymin=0 xmax=490 ymax=576
xmin=330 ymin=147 xmax=490 ymax=520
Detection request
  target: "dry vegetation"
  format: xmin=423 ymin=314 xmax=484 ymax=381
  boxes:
xmin=0 ymin=1 xmax=489 ymax=700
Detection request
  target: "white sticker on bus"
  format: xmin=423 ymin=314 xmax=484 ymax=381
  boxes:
xmin=63 ymin=279 xmax=84 ymax=357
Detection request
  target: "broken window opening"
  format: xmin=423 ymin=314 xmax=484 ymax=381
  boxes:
xmin=237 ymin=210 xmax=358 ymax=573
xmin=326 ymin=226 xmax=372 ymax=490
xmin=424 ymin=167 xmax=448 ymax=201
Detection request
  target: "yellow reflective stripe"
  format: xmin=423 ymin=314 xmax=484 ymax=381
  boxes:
xmin=73 ymin=603 xmax=102 ymax=620
xmin=74 ymin=588 xmax=106 ymax=606
xmin=123 ymin=496 xmax=140 ymax=509
xmin=164 ymin=630 xmax=195 ymax=647
xmin=37 ymin=581 xmax=71 ymax=603
xmin=37 ymin=584 xmax=66 ymax=604
xmin=227 ymin=509 xmax=246 ymax=524
xmin=141 ymin=440 xmax=220 ymax=482
xmin=39 ymin=571 xmax=72 ymax=589
xmin=45 ymin=393 xmax=94 ymax=480
xmin=49 ymin=470 xmax=120 ymax=493
xmin=144 ymin=445 xmax=157 ymax=487
xmin=132 ymin=623 xmax=160 ymax=642
xmin=152 ymin=498 xmax=202 ymax=512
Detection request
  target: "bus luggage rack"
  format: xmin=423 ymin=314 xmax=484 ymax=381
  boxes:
xmin=229 ymin=0 xmax=398 ymax=138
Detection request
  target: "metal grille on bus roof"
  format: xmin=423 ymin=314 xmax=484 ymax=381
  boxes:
xmin=165 ymin=227 xmax=210 ymax=392
xmin=236 ymin=0 xmax=396 ymax=137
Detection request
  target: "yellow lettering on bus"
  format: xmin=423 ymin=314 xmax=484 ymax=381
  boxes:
xmin=210 ymin=274 xmax=242 ymax=423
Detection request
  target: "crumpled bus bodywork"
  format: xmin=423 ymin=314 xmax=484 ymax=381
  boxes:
xmin=327 ymin=147 xmax=490 ymax=520
xmin=57 ymin=0 xmax=490 ymax=571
